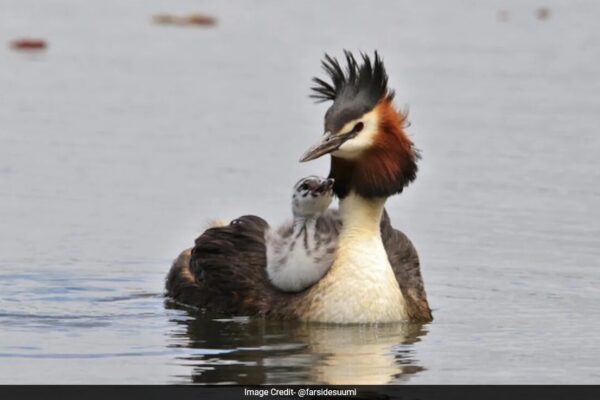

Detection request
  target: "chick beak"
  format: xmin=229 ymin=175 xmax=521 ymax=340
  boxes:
xmin=314 ymin=178 xmax=335 ymax=193
xmin=299 ymin=131 xmax=346 ymax=162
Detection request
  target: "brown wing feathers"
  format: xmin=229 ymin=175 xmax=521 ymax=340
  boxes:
xmin=380 ymin=211 xmax=433 ymax=322
xmin=167 ymin=212 xmax=431 ymax=322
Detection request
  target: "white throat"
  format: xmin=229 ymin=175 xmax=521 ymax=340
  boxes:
xmin=338 ymin=194 xmax=385 ymax=235
xmin=303 ymin=192 xmax=408 ymax=323
xmin=293 ymin=216 xmax=317 ymax=230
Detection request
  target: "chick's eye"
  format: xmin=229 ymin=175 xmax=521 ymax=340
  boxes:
xmin=301 ymin=183 xmax=309 ymax=190
xmin=353 ymin=122 xmax=364 ymax=133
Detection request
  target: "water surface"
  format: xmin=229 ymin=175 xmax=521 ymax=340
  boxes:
xmin=1 ymin=0 xmax=599 ymax=383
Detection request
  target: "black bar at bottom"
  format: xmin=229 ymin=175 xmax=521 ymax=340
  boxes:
xmin=0 ymin=385 xmax=598 ymax=400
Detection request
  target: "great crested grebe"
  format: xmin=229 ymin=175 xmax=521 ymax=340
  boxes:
xmin=166 ymin=51 xmax=432 ymax=323
xmin=266 ymin=176 xmax=338 ymax=292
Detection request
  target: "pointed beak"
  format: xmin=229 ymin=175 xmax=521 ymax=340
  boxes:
xmin=313 ymin=178 xmax=334 ymax=193
xmin=299 ymin=131 xmax=346 ymax=162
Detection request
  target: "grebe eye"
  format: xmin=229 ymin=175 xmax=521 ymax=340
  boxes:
xmin=301 ymin=183 xmax=309 ymax=190
xmin=353 ymin=122 xmax=364 ymax=133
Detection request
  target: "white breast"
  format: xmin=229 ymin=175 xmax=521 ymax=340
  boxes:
xmin=301 ymin=194 xmax=408 ymax=323
xmin=308 ymin=233 xmax=406 ymax=323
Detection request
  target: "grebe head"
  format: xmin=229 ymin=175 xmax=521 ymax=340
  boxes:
xmin=300 ymin=51 xmax=420 ymax=199
xmin=292 ymin=176 xmax=334 ymax=219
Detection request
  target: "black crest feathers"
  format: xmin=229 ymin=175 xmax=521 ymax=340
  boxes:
xmin=310 ymin=50 xmax=390 ymax=106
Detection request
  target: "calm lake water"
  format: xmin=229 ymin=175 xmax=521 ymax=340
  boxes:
xmin=1 ymin=0 xmax=599 ymax=384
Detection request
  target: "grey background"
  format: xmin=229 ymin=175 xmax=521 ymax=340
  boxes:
xmin=0 ymin=0 xmax=598 ymax=383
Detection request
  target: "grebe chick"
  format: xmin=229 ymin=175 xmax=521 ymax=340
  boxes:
xmin=266 ymin=176 xmax=339 ymax=292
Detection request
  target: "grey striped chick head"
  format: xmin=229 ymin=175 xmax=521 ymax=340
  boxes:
xmin=292 ymin=176 xmax=334 ymax=218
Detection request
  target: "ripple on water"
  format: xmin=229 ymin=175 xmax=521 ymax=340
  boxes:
xmin=163 ymin=304 xmax=429 ymax=385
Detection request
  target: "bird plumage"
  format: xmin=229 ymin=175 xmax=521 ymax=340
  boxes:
xmin=167 ymin=210 xmax=430 ymax=321
xmin=266 ymin=176 xmax=338 ymax=293
xmin=166 ymin=50 xmax=432 ymax=323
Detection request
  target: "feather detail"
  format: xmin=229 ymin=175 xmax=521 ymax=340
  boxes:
xmin=310 ymin=50 xmax=389 ymax=108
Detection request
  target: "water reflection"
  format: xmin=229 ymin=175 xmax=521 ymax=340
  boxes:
xmin=166 ymin=303 xmax=427 ymax=384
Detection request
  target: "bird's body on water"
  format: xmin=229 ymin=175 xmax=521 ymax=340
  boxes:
xmin=166 ymin=51 xmax=432 ymax=323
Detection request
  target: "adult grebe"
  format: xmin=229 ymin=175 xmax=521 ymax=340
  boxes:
xmin=166 ymin=51 xmax=432 ymax=323
xmin=266 ymin=176 xmax=338 ymax=292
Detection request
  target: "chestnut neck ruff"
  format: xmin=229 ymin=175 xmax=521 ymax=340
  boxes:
xmin=329 ymin=99 xmax=419 ymax=199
